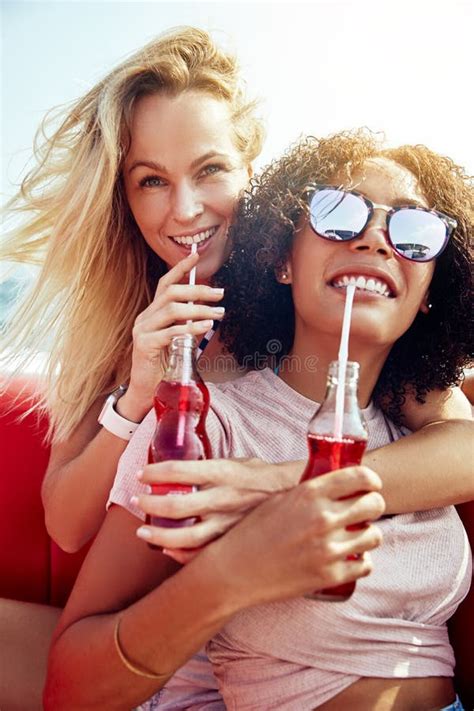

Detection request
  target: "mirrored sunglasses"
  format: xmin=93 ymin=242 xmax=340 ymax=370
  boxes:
xmin=308 ymin=185 xmax=456 ymax=262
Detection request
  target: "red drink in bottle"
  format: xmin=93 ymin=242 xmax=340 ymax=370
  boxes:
xmin=300 ymin=361 xmax=368 ymax=601
xmin=146 ymin=335 xmax=211 ymax=534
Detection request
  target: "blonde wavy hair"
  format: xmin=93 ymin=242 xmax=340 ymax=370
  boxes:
xmin=1 ymin=26 xmax=265 ymax=442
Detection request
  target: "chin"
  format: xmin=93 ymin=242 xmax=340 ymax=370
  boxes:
xmin=347 ymin=320 xmax=396 ymax=347
xmin=197 ymin=256 xmax=226 ymax=283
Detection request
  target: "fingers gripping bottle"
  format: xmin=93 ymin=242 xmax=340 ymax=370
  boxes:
xmin=147 ymin=335 xmax=211 ymax=531
xmin=300 ymin=361 xmax=368 ymax=601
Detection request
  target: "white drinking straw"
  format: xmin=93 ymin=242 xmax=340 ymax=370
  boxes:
xmin=178 ymin=243 xmax=198 ymax=445
xmin=188 ymin=242 xmax=198 ymax=288
xmin=185 ymin=242 xmax=198 ymax=330
xmin=334 ymin=283 xmax=356 ymax=439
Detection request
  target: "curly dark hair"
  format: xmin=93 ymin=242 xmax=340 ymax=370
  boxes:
xmin=214 ymin=129 xmax=473 ymax=424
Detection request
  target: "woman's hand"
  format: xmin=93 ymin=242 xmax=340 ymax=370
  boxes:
xmin=121 ymin=252 xmax=225 ymax=420
xmin=134 ymin=459 xmax=382 ymax=567
xmin=197 ymin=465 xmax=386 ymax=605
xmin=134 ymin=457 xmax=301 ymax=561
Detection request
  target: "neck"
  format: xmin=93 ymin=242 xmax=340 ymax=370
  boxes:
xmin=197 ymin=334 xmax=248 ymax=384
xmin=279 ymin=326 xmax=392 ymax=407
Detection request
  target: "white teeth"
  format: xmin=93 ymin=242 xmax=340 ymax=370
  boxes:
xmin=332 ymin=274 xmax=392 ymax=297
xmin=171 ymin=227 xmax=217 ymax=246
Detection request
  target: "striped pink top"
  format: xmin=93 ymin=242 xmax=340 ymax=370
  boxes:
xmin=110 ymin=368 xmax=471 ymax=711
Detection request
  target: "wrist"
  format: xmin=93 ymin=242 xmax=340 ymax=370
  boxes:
xmin=278 ymin=460 xmax=305 ymax=488
xmin=115 ymin=389 xmax=151 ymax=423
xmin=98 ymin=385 xmax=146 ymax=441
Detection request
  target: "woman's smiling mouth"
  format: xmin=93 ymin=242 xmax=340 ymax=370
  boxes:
xmin=330 ymin=274 xmax=395 ymax=298
xmin=169 ymin=226 xmax=218 ymax=248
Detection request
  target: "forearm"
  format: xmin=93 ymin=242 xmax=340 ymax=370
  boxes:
xmin=43 ymin=387 xmax=152 ymax=552
xmin=364 ymin=419 xmax=474 ymax=514
xmin=45 ymin=473 xmax=384 ymax=709
xmin=45 ymin=547 xmax=237 ymax=710
xmin=262 ymin=420 xmax=474 ymax=516
xmin=43 ymin=429 xmax=131 ymax=552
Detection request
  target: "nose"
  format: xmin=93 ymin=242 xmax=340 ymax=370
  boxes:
xmin=349 ymin=208 xmax=391 ymax=257
xmin=172 ymin=182 xmax=204 ymax=223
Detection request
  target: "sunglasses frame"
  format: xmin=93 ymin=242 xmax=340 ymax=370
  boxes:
xmin=307 ymin=184 xmax=457 ymax=263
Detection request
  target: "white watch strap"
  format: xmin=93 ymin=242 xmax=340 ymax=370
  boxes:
xmin=98 ymin=389 xmax=140 ymax=441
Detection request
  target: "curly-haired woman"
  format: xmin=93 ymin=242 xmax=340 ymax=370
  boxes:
xmin=45 ymin=130 xmax=473 ymax=710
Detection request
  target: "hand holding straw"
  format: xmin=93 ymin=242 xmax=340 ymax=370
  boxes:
xmin=334 ymin=283 xmax=356 ymax=439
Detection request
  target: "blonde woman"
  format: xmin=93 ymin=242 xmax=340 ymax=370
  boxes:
xmin=2 ymin=26 xmax=264 ymax=553
xmin=1 ymin=25 xmax=262 ymax=710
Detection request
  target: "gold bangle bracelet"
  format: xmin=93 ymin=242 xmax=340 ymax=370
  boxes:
xmin=113 ymin=615 xmax=168 ymax=681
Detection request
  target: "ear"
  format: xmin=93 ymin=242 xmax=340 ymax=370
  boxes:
xmin=419 ymin=290 xmax=432 ymax=315
xmin=275 ymin=261 xmax=293 ymax=285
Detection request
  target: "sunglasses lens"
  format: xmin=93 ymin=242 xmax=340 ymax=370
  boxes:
xmin=389 ymin=209 xmax=447 ymax=261
xmin=309 ymin=189 xmax=368 ymax=240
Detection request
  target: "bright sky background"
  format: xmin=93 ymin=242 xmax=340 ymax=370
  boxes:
xmin=2 ymin=0 xmax=473 ymax=200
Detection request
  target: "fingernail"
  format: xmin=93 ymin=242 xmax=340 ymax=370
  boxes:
xmin=136 ymin=527 xmax=152 ymax=540
xmin=211 ymin=288 xmax=224 ymax=294
xmin=213 ymin=307 xmax=225 ymax=314
xmin=137 ymin=469 xmax=144 ymax=480
xmin=130 ymin=496 xmax=139 ymax=506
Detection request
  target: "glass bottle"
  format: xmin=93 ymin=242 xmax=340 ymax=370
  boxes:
xmin=147 ymin=335 xmax=211 ymax=531
xmin=300 ymin=360 xmax=368 ymax=601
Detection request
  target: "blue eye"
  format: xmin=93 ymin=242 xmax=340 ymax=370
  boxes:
xmin=201 ymin=164 xmax=224 ymax=177
xmin=139 ymin=175 xmax=166 ymax=188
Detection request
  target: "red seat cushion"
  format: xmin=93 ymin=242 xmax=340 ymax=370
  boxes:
xmin=0 ymin=376 xmax=52 ymax=602
xmin=0 ymin=375 xmax=90 ymax=605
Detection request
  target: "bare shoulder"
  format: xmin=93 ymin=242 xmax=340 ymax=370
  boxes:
xmin=461 ymin=369 xmax=474 ymax=406
xmin=401 ymin=386 xmax=472 ymax=430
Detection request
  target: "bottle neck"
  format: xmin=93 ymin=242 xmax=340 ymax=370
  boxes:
xmin=308 ymin=360 xmax=367 ymax=440
xmin=164 ymin=335 xmax=199 ymax=384
xmin=324 ymin=360 xmax=360 ymax=400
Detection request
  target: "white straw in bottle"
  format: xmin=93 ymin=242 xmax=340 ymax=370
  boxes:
xmin=334 ymin=283 xmax=356 ymax=439
xmin=178 ymin=243 xmax=198 ymax=445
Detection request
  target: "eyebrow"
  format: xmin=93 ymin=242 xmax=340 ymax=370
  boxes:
xmin=128 ymin=159 xmax=166 ymax=175
xmin=390 ymin=197 xmax=427 ymax=208
xmin=342 ymin=181 xmax=428 ymax=209
xmin=127 ymin=151 xmax=229 ymax=175
xmin=355 ymin=190 xmax=427 ymax=209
